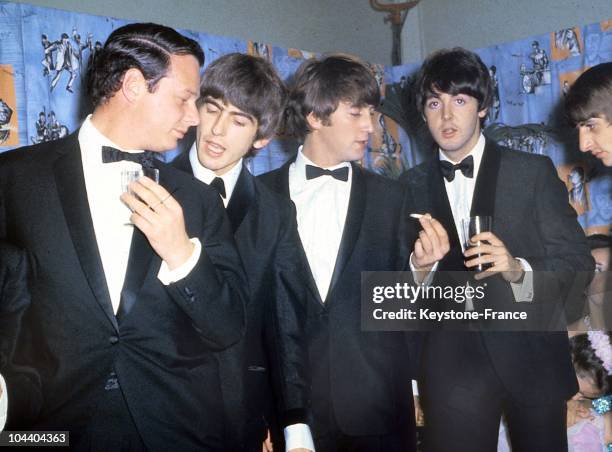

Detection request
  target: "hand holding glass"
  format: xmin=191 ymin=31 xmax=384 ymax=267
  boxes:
xmin=121 ymin=167 xmax=159 ymax=224
xmin=461 ymin=215 xmax=492 ymax=272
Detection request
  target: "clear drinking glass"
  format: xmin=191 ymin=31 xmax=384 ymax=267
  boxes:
xmin=461 ymin=215 xmax=493 ymax=272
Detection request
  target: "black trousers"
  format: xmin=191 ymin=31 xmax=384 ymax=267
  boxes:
xmin=314 ymin=405 xmax=414 ymax=452
xmin=421 ymin=333 xmax=567 ymax=452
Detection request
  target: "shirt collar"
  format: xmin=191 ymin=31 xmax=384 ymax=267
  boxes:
xmin=294 ymin=145 xmax=352 ymax=184
xmin=438 ymin=133 xmax=485 ymax=180
xmin=79 ymin=115 xmax=144 ymax=166
xmin=188 ymin=141 xmax=243 ymax=203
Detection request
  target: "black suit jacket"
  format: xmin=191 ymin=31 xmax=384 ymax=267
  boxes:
xmin=0 ymin=242 xmax=42 ymax=428
xmin=260 ymin=159 xmax=420 ymax=441
xmin=0 ymin=133 xmax=247 ymax=450
xmin=174 ymin=153 xmax=309 ymax=449
xmin=400 ymin=140 xmax=593 ymax=402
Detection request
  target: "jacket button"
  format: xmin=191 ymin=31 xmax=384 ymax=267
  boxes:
xmin=109 ymin=336 xmax=119 ymax=345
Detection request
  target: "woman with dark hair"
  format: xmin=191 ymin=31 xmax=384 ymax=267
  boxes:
xmin=567 ymin=332 xmax=612 ymax=451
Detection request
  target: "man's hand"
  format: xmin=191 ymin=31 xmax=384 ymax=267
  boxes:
xmin=262 ymin=429 xmax=273 ymax=452
xmin=121 ymin=176 xmax=193 ymax=270
xmin=414 ymin=395 xmax=424 ymax=427
xmin=412 ymin=214 xmax=450 ymax=272
xmin=463 ymin=231 xmax=523 ymax=282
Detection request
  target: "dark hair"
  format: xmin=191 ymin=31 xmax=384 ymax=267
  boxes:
xmin=570 ymin=333 xmax=612 ymax=395
xmin=197 ymin=53 xmax=286 ymax=142
xmin=565 ymin=63 xmax=612 ymax=127
xmin=283 ymin=53 xmax=380 ymax=140
xmin=87 ymin=22 xmax=204 ymax=108
xmin=414 ymin=47 xmax=493 ymax=125
xmin=588 ymin=233 xmax=612 ymax=251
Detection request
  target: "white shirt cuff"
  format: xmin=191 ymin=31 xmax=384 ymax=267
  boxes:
xmin=284 ymin=423 xmax=315 ymax=451
xmin=157 ymin=238 xmax=202 ymax=285
xmin=510 ymin=257 xmax=534 ymax=302
xmin=412 ymin=379 xmax=419 ymax=396
xmin=409 ymin=252 xmax=438 ymax=286
xmin=0 ymin=373 xmax=7 ymax=431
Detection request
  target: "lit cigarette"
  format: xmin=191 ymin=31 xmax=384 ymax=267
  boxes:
xmin=410 ymin=213 xmax=424 ymax=219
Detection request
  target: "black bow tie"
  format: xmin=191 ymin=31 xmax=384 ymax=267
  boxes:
xmin=439 ymin=155 xmax=474 ymax=182
xmin=101 ymin=146 xmax=156 ymax=169
xmin=209 ymin=177 xmax=226 ymax=199
xmin=305 ymin=164 xmax=349 ymax=182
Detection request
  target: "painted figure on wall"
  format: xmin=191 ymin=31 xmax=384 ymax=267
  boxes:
xmin=489 ymin=65 xmax=501 ymax=122
xmin=555 ymin=28 xmax=581 ymax=57
xmin=42 ymin=28 xmax=95 ymax=93
xmin=0 ymin=99 xmax=13 ymax=144
xmin=521 ymin=40 xmax=551 ymax=94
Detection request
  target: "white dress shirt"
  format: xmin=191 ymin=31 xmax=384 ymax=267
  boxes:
xmin=289 ymin=147 xmax=352 ymax=302
xmin=189 ymin=143 xmax=315 ymax=452
xmin=79 ymin=116 xmax=201 ymax=312
xmin=0 ymin=117 xmax=202 ymax=432
xmin=440 ymin=134 xmax=533 ymax=303
xmin=188 ymin=142 xmax=242 ymax=207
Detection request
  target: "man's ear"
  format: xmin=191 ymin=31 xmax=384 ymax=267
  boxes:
xmin=121 ymin=68 xmax=147 ymax=103
xmin=252 ymin=137 xmax=271 ymax=150
xmin=306 ymin=112 xmax=323 ymax=131
xmin=478 ymin=108 xmax=488 ymax=119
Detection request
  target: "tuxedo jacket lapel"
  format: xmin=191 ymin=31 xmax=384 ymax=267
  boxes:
xmin=429 ymin=159 xmax=460 ymax=248
xmin=226 ymin=164 xmax=256 ymax=235
xmin=117 ymin=159 xmax=178 ymax=321
xmin=173 ymin=150 xmax=192 ymax=174
xmin=274 ymin=157 xmax=324 ymax=306
xmin=425 ymin=159 xmax=465 ymax=270
xmin=272 ymin=158 xmax=293 ymax=198
xmin=53 ymin=133 xmax=118 ymax=332
xmin=470 ymin=141 xmax=500 ymax=220
xmin=325 ymin=163 xmax=366 ymax=303
xmin=116 ymin=228 xmax=154 ymax=322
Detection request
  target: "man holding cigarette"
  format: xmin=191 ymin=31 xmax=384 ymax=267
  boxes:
xmin=400 ymin=47 xmax=593 ymax=451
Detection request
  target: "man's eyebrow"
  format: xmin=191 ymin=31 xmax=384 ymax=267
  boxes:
xmin=203 ymin=97 xmax=222 ymax=107
xmin=203 ymin=98 xmax=255 ymax=123
xmin=228 ymin=111 xmax=255 ymax=123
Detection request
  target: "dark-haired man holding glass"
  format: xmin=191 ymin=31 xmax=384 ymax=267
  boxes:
xmin=0 ymin=23 xmax=246 ymax=450
xmin=400 ymin=47 xmax=593 ymax=452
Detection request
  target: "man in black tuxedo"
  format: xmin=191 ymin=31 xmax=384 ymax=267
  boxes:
xmin=173 ymin=53 xmax=312 ymax=452
xmin=259 ymin=54 xmax=425 ymax=452
xmin=400 ymin=47 xmax=594 ymax=451
xmin=0 ymin=241 xmax=41 ymax=431
xmin=0 ymin=23 xmax=246 ymax=450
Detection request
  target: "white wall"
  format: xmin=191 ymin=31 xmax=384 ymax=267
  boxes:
xmin=9 ymin=0 xmax=396 ymax=65
xmin=419 ymin=0 xmax=610 ymax=55
xmin=10 ymin=0 xmax=612 ymax=67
